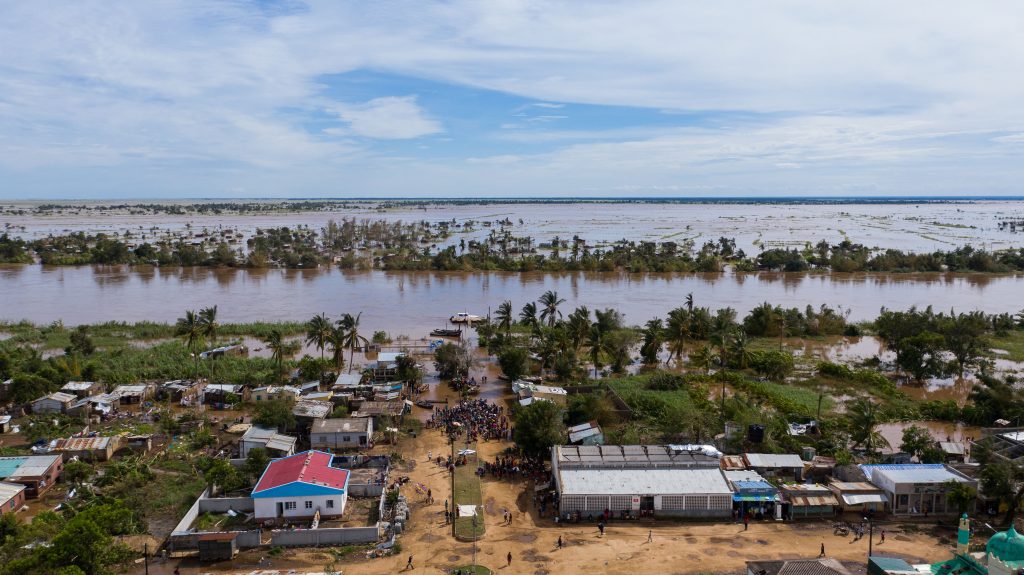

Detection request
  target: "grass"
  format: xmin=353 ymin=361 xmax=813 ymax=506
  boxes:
xmin=988 ymin=331 xmax=1024 ymax=362
xmin=453 ymin=566 xmax=492 ymax=575
xmin=0 ymin=319 xmax=306 ymax=350
xmin=452 ymin=442 xmax=485 ymax=541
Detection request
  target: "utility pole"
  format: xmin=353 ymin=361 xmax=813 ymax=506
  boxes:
xmin=144 ymin=542 xmax=149 ymax=575
xmin=868 ymin=520 xmax=874 ymax=559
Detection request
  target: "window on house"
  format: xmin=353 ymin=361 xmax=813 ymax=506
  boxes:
xmin=319 ymin=436 xmax=327 ymax=442
xmin=343 ymin=436 xmax=351 ymax=442
xmin=326 ymin=499 xmax=334 ymax=509
xmin=284 ymin=501 xmax=296 ymax=510
xmin=305 ymin=501 xmax=313 ymax=509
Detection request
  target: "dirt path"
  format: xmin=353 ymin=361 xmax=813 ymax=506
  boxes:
xmin=138 ymin=375 xmax=956 ymax=575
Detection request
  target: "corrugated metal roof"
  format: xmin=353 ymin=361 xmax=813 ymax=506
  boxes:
xmin=1 ymin=455 xmax=60 ymax=479
xmin=841 ymin=493 xmax=889 ymax=505
xmin=723 ymin=469 xmax=769 ymax=483
xmin=0 ymin=481 xmax=25 ymax=503
xmin=58 ymin=436 xmax=116 ymax=451
xmin=312 ymin=418 xmax=370 ymax=433
xmin=558 ymin=467 xmax=731 ymax=496
xmin=744 ymin=453 xmax=805 ymax=468
xmin=861 ymin=464 xmax=971 ymax=484
xmin=938 ymin=442 xmax=966 ymax=455
xmin=789 ymin=494 xmax=839 ymax=506
xmin=35 ymin=392 xmax=76 ymax=404
xmin=62 ymin=381 xmax=98 ymax=391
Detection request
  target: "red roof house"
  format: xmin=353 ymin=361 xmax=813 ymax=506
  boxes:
xmin=252 ymin=450 xmax=350 ymax=522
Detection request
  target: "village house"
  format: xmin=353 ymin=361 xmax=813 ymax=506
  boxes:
xmin=332 ymin=372 xmax=364 ymax=390
xmin=251 ymin=386 xmax=281 ymax=402
xmin=111 ymin=384 xmax=155 ymax=405
xmin=252 ymin=450 xmax=350 ymax=523
xmin=0 ymin=415 xmax=12 ymax=434
xmin=552 ymin=444 xmax=732 ymax=519
xmin=159 ymin=380 xmax=206 ymax=404
xmin=350 ymin=400 xmax=407 ymax=422
xmin=292 ymin=399 xmax=334 ymax=430
xmin=0 ymin=482 xmax=26 ymax=515
xmin=67 ymin=393 xmax=119 ymax=418
xmin=310 ymin=418 xmax=373 ymax=451
xmin=203 ymin=383 xmax=250 ymax=407
xmin=861 ymin=464 xmax=977 ymax=516
xmin=828 ymin=481 xmax=889 ymax=515
xmin=368 ymin=352 xmax=405 ymax=381
xmin=55 ymin=436 xmax=120 ymax=462
xmin=60 ymin=381 xmax=104 ymax=399
xmin=724 ymin=469 xmax=781 ymax=519
xmin=747 ymin=558 xmax=854 ymax=575
xmin=31 ymin=392 xmax=76 ymax=414
xmin=0 ymin=454 xmax=63 ymax=498
xmin=239 ymin=425 xmax=297 ymax=459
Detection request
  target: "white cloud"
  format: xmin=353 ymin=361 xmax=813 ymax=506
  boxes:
xmin=330 ymin=96 xmax=442 ymax=139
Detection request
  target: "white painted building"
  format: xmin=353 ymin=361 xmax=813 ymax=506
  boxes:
xmin=252 ymin=451 xmax=350 ymax=523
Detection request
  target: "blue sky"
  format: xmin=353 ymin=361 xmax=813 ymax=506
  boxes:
xmin=1 ymin=1 xmax=1023 ymax=199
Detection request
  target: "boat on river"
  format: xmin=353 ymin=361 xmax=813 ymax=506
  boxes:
xmin=449 ymin=312 xmax=483 ymax=323
xmin=430 ymin=328 xmax=463 ymax=337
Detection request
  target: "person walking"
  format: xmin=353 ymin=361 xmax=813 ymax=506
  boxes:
xmin=507 ymin=552 xmax=513 ymax=567
xmin=557 ymin=535 xmax=563 ymax=549
xmin=880 ymin=530 xmax=886 ymax=544
xmin=407 ymin=555 xmax=414 ymax=570
xmin=598 ymin=522 xmax=605 ymax=537
xmin=648 ymin=530 xmax=653 ymax=543
xmin=819 ymin=543 xmax=825 ymax=557
xmin=427 ymin=488 xmax=432 ymax=503
xmin=743 ymin=516 xmax=749 ymax=531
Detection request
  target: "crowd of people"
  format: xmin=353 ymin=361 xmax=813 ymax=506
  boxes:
xmin=426 ymin=398 xmax=509 ymax=443
xmin=480 ymin=451 xmax=549 ymax=483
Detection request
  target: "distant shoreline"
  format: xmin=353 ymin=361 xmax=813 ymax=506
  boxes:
xmin=4 ymin=195 xmax=1024 ymax=207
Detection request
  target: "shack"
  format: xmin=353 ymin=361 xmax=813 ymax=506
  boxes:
xmin=60 ymin=381 xmax=104 ymax=399
xmin=310 ymin=418 xmax=373 ymax=451
xmin=112 ymin=384 xmax=155 ymax=406
xmin=239 ymin=426 xmax=297 ymax=459
xmin=351 ymin=400 xmax=407 ymax=422
xmin=724 ymin=469 xmax=780 ymax=520
xmin=823 ymin=478 xmax=888 ymax=515
xmin=160 ymin=380 xmax=206 ymax=404
xmin=67 ymin=393 xmax=118 ymax=417
xmin=780 ymin=483 xmax=838 ymax=520
xmin=203 ymin=383 xmax=250 ymax=407
xmin=55 ymin=436 xmax=120 ymax=462
xmin=567 ymin=422 xmax=604 ymax=446
xmin=197 ymin=532 xmax=238 ymax=561
xmin=744 ymin=453 xmax=805 ymax=482
xmin=31 ymin=392 xmax=76 ymax=414
xmin=0 ymin=415 xmax=11 ymax=434
xmin=332 ymin=373 xmax=364 ymax=390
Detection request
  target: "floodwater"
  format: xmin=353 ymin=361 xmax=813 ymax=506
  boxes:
xmin=2 ymin=266 xmax=1024 ymax=330
xmin=4 ymin=199 xmax=1024 ymax=254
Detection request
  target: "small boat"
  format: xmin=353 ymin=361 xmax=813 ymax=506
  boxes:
xmin=449 ymin=312 xmax=483 ymax=323
xmin=430 ymin=328 xmax=463 ymax=337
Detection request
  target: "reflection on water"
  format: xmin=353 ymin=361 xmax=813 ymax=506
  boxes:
xmin=2 ymin=266 xmax=1024 ymax=336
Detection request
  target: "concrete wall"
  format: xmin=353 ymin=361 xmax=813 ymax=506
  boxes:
xmin=168 ymin=530 xmax=262 ymax=551
xmin=270 ymin=526 xmax=380 ymax=547
xmin=170 ymin=487 xmax=208 ymax=536
xmin=198 ymin=496 xmax=254 ymax=513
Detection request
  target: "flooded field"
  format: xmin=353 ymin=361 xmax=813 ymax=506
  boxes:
xmin=2 ymin=265 xmax=1024 ymax=329
xmin=4 ymin=199 xmax=1024 ymax=254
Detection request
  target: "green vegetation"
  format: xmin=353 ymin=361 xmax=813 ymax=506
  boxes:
xmin=452 ymin=444 xmax=485 ymax=541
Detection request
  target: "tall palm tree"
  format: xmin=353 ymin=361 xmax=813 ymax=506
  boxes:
xmin=339 ymin=312 xmax=369 ymax=373
xmin=845 ymin=398 xmax=889 ymax=454
xmin=587 ymin=325 xmax=606 ymax=378
xmin=199 ymin=305 xmax=219 ymax=381
xmin=175 ymin=309 xmax=204 ymax=379
xmin=538 ymin=290 xmax=566 ymax=327
xmin=665 ymin=307 xmax=691 ymax=364
xmin=691 ymin=345 xmax=715 ymax=375
xmin=567 ymin=306 xmax=591 ymax=351
xmin=685 ymin=292 xmax=694 ymax=313
xmin=265 ymin=329 xmax=299 ymax=382
xmin=520 ymin=302 xmax=539 ymax=331
xmin=327 ymin=325 xmax=346 ymax=373
xmin=495 ymin=301 xmax=514 ymax=335
xmin=640 ymin=318 xmax=664 ymax=365
xmin=728 ymin=333 xmax=753 ymax=369
xmin=305 ymin=313 xmax=332 ymax=363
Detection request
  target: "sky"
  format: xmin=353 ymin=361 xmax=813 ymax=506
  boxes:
xmin=1 ymin=1 xmax=1024 ymax=199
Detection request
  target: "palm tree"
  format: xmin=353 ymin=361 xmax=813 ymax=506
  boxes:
xmin=495 ymin=301 xmax=514 ymax=335
xmin=980 ymin=461 xmax=1024 ymax=524
xmin=199 ymin=305 xmax=219 ymax=382
xmin=845 ymin=398 xmax=889 ymax=454
xmin=520 ymin=302 xmax=539 ymax=331
xmin=587 ymin=325 xmax=606 ymax=378
xmin=665 ymin=307 xmax=691 ymax=364
xmin=306 ymin=313 xmax=332 ymax=363
xmin=691 ymin=345 xmax=716 ymax=375
xmin=685 ymin=292 xmax=694 ymax=313
xmin=538 ymin=290 xmax=566 ymax=327
xmin=265 ymin=329 xmax=299 ymax=382
xmin=567 ymin=306 xmax=591 ymax=351
xmin=728 ymin=333 xmax=753 ymax=369
xmin=339 ymin=312 xmax=369 ymax=374
xmin=175 ymin=309 xmax=204 ymax=379
xmin=327 ymin=325 xmax=346 ymax=373
xmin=640 ymin=318 xmax=664 ymax=364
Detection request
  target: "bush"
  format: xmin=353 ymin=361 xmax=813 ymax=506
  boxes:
xmin=497 ymin=347 xmax=529 ymax=381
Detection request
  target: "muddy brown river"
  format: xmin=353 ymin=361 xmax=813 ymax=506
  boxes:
xmin=1 ymin=265 xmax=1022 ymax=331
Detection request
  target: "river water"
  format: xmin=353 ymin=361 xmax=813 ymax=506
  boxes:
xmin=2 ymin=265 xmax=1022 ymax=332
